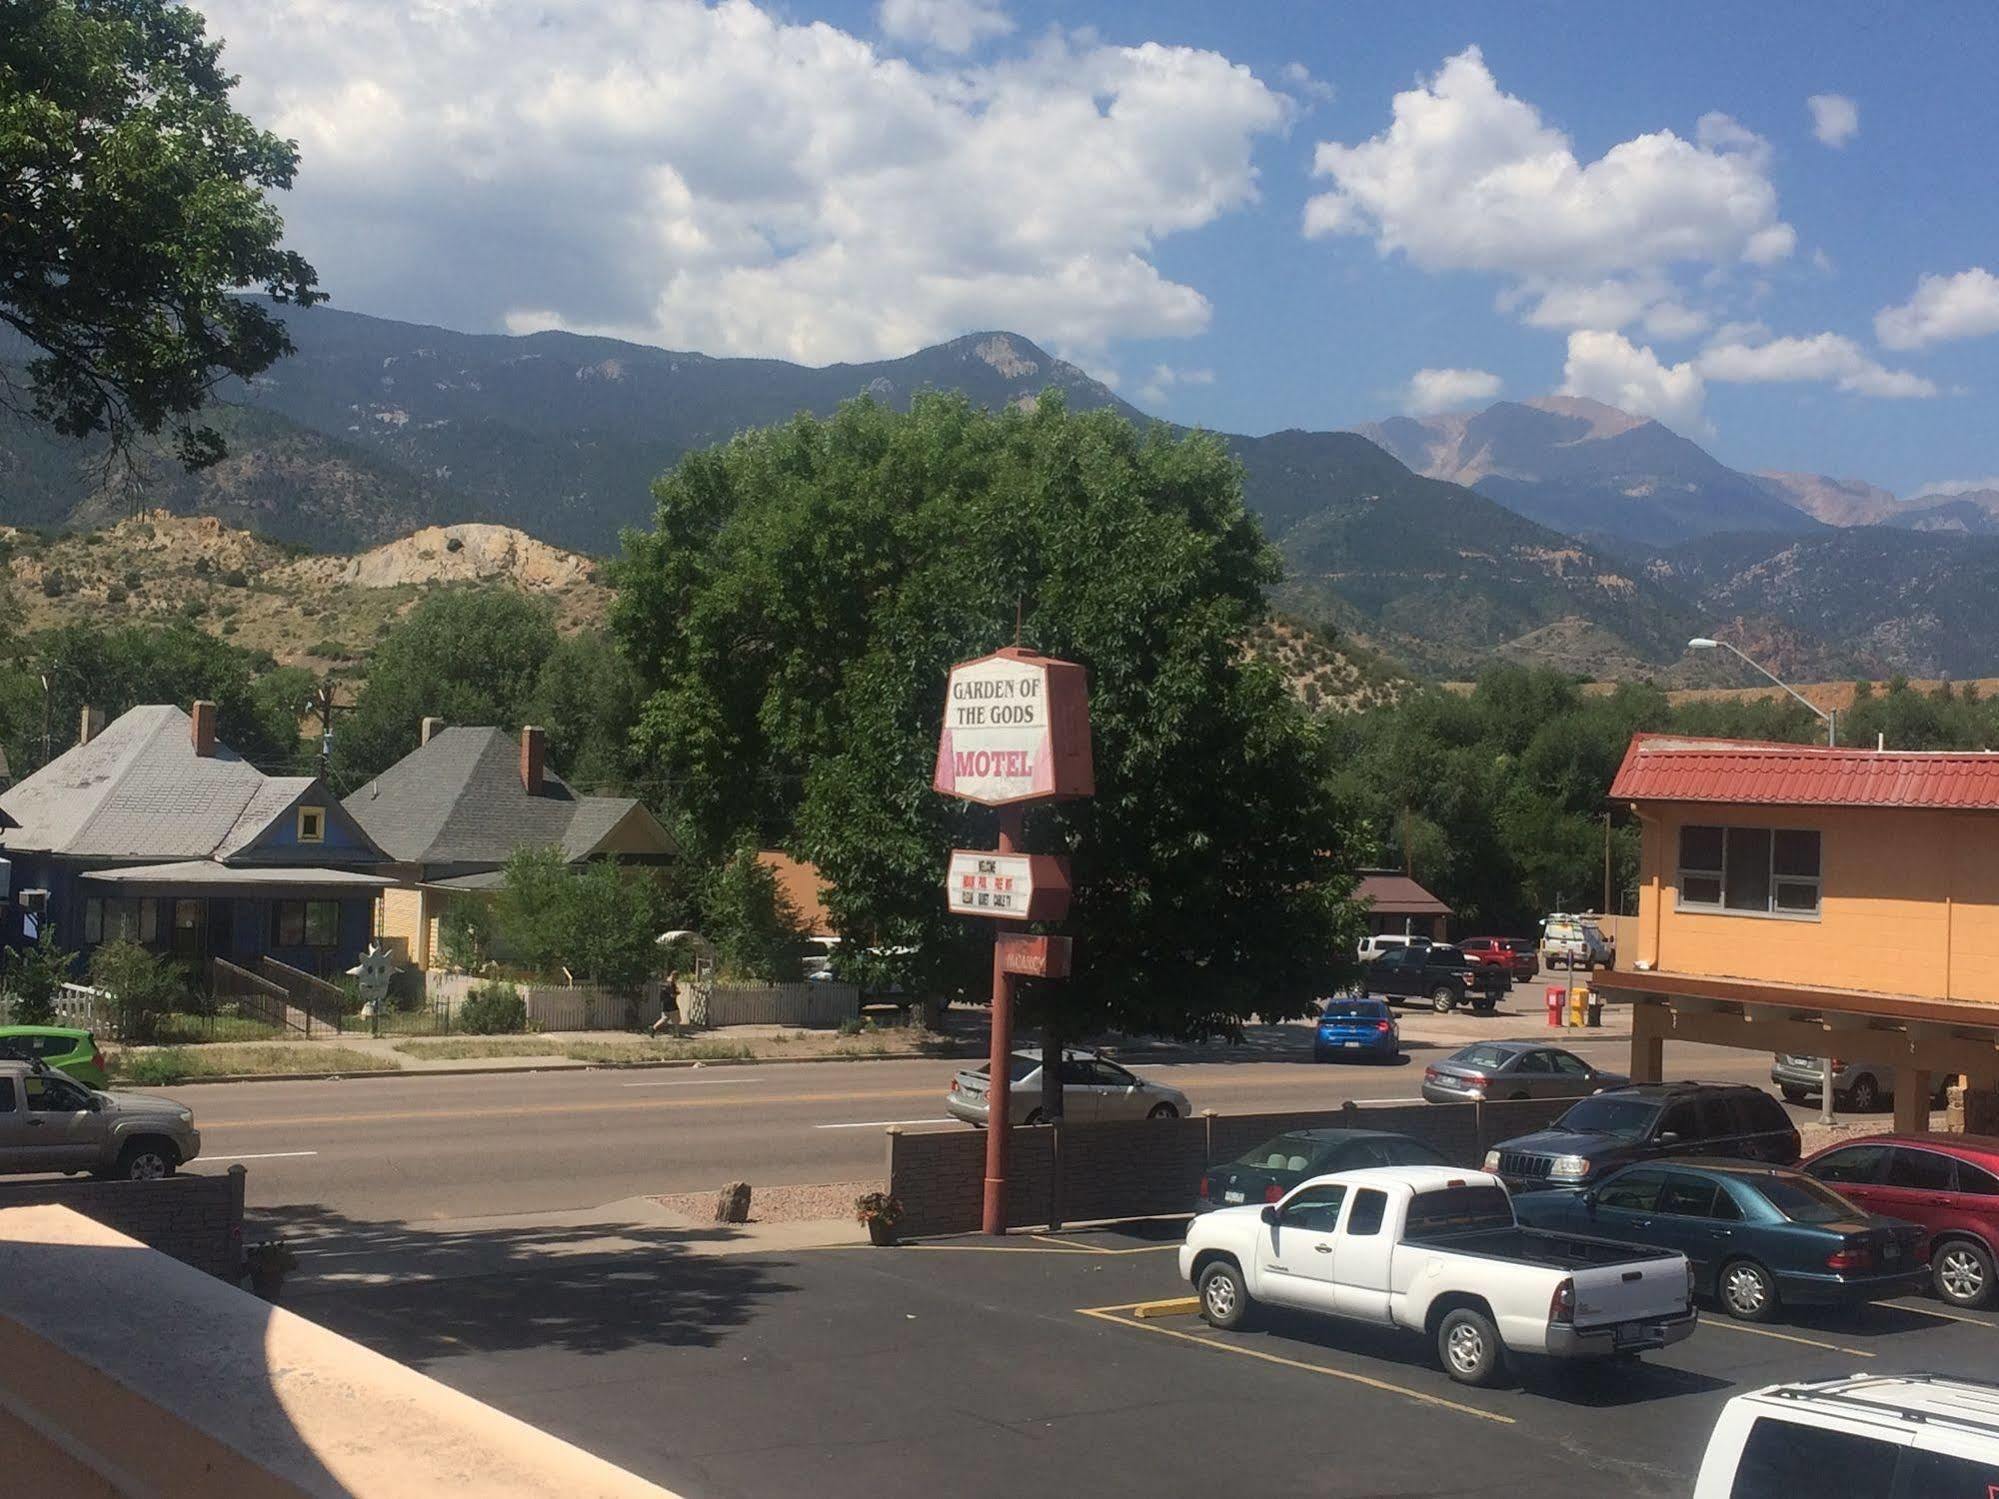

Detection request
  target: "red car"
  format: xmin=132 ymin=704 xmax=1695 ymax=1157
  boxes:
xmin=1801 ymin=1133 xmax=1999 ymax=1308
xmin=1457 ymin=936 xmax=1537 ymax=982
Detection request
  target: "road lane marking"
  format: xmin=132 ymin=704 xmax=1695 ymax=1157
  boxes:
xmin=1702 ymin=1321 xmax=1875 ymax=1357
xmin=198 ymin=1085 xmax=944 ymax=1131
xmin=1886 ymin=1299 xmax=1999 ymax=1328
xmin=620 ymin=1078 xmax=765 ymax=1089
xmin=1076 ymin=1307 xmax=1513 ymax=1424
xmin=813 ymin=1118 xmax=955 ymax=1130
xmin=201 ymin=1150 xmax=320 ymax=1162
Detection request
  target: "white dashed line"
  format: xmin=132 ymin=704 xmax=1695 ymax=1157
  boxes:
xmin=814 ymin=1118 xmax=956 ymax=1130
xmin=202 ymin=1151 xmax=320 ymax=1162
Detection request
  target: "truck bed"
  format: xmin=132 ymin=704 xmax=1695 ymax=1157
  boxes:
xmin=1406 ymin=1225 xmax=1674 ymax=1272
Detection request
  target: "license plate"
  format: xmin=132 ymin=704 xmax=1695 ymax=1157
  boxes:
xmin=1885 ymin=1242 xmax=1901 ymax=1260
xmin=1343 ymin=1041 xmax=1360 ymax=1049
xmin=1613 ymin=1324 xmax=1653 ymax=1348
xmin=1223 ymin=1190 xmax=1245 ymax=1204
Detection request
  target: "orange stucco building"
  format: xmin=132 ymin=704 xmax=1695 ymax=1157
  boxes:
xmin=1596 ymin=734 xmax=1999 ymax=1134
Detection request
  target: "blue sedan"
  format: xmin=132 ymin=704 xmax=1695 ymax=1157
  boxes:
xmin=1512 ymin=1159 xmax=1928 ymax=1321
xmin=1313 ymin=997 xmax=1400 ymax=1063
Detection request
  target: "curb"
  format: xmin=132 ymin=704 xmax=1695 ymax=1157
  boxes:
xmin=118 ymin=1040 xmax=988 ymax=1088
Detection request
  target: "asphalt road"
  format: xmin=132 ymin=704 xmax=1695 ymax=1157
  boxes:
xmin=168 ymin=1021 xmax=1799 ymax=1225
xmin=297 ymin=1218 xmax=1999 ymax=1499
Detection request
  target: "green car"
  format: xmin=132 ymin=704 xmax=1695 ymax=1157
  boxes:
xmin=0 ymin=1026 xmax=108 ymax=1089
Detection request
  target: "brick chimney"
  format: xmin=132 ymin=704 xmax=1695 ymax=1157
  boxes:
xmin=190 ymin=700 xmax=218 ymax=758
xmin=519 ymin=724 xmax=545 ymax=794
xmin=421 ymin=716 xmax=445 ymax=746
xmin=77 ymin=705 xmax=104 ymax=746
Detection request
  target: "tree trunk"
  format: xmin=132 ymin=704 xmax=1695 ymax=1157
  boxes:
xmin=1040 ymin=1027 xmax=1064 ymax=1122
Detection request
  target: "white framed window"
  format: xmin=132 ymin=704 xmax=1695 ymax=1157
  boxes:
xmin=1677 ymin=825 xmax=1820 ymax=918
xmin=297 ymin=806 xmax=326 ymax=844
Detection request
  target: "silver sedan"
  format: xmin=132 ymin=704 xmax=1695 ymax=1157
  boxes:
xmin=1422 ymin=1041 xmax=1626 ymax=1104
xmin=946 ymin=1049 xmax=1191 ymax=1126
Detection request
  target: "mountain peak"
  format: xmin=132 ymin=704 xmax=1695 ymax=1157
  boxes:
xmin=1520 ymin=395 xmax=1649 ymax=440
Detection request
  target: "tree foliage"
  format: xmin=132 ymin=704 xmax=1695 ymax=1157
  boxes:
xmin=3 ymin=923 xmax=74 ymax=1025
xmin=613 ymin=393 xmax=1362 ymax=1039
xmin=703 ymin=846 xmax=806 ymax=983
xmin=491 ymin=847 xmax=675 ymax=991
xmin=1 ymin=0 xmax=321 ymax=465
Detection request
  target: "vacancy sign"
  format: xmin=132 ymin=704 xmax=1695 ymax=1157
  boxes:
xmin=946 ymin=849 xmax=1073 ymax=923
xmin=932 ymin=648 xmax=1093 ymax=808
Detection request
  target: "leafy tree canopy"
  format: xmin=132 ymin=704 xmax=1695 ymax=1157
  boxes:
xmin=2 ymin=0 xmax=321 ymax=465
xmin=614 ymin=392 xmax=1363 ymax=1040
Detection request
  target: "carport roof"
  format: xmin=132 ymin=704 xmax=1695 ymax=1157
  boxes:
xmin=1353 ymin=870 xmax=1451 ymax=916
xmin=1611 ymin=732 xmax=1999 ymax=811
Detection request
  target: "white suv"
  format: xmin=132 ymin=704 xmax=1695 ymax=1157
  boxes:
xmin=1693 ymin=1374 xmax=1999 ymax=1496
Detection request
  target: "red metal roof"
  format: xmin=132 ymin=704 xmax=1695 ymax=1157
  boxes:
xmin=1354 ymin=871 xmax=1452 ymax=915
xmin=1610 ymin=733 xmax=1999 ymax=810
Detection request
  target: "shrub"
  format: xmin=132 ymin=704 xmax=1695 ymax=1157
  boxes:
xmin=4 ymin=926 xmax=75 ymax=1027
xmin=836 ymin=1015 xmax=867 ymax=1037
xmin=105 ymin=584 xmax=128 ymax=605
xmin=306 ymin=639 xmax=348 ymax=660
xmin=457 ymin=982 xmax=526 ymax=1034
xmin=704 ymin=846 xmax=806 ymax=982
xmin=436 ymin=900 xmax=494 ymax=972
xmin=221 ymin=568 xmax=248 ymax=588
xmin=89 ymin=941 xmax=190 ymax=1044
xmin=40 ymin=570 xmax=63 ymax=597
xmin=192 ymin=556 xmax=211 ymax=576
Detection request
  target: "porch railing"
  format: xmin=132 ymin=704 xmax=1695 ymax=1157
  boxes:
xmin=257 ymin=956 xmax=350 ymax=1036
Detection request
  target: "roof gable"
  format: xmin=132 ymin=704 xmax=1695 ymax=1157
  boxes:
xmin=1610 ymin=732 xmax=1999 ymax=811
xmin=215 ymin=777 xmax=387 ymax=864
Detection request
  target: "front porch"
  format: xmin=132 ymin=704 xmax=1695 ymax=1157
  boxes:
xmin=1595 ymin=967 xmax=1999 ymax=1135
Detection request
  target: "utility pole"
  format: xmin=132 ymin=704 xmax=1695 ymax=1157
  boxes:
xmin=1602 ymin=812 xmax=1613 ymax=916
xmin=307 ymin=677 xmax=349 ymax=778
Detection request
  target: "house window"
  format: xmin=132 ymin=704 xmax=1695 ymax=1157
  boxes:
xmin=84 ymin=897 xmax=148 ymax=945
xmin=297 ymin=806 xmax=326 ymax=844
xmin=274 ymin=900 xmax=341 ymax=948
xmin=1677 ymin=826 xmax=1820 ymax=917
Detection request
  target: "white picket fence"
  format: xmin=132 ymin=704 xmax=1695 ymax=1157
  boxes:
xmin=702 ymin=981 xmax=860 ymax=1028
xmin=418 ymin=972 xmax=863 ymax=1031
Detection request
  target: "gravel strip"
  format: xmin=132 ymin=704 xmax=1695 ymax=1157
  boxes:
xmin=651 ymin=1180 xmax=879 ymax=1224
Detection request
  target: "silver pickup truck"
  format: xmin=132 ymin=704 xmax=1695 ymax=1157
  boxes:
xmin=0 ymin=1060 xmax=200 ymax=1180
xmin=1180 ymin=1165 xmax=1697 ymax=1386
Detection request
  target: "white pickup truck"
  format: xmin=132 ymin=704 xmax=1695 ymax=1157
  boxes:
xmin=1179 ymin=1165 xmax=1697 ymax=1386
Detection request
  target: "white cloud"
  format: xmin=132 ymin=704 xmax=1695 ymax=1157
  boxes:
xmin=878 ymin=0 xmax=1012 ymax=54
xmin=1697 ymin=331 xmax=1937 ymax=398
xmin=1280 ymin=61 xmax=1335 ymax=104
xmin=1134 ymin=363 xmax=1216 ymax=407
xmin=1304 ymin=48 xmax=1794 ymax=335
xmin=1643 ymin=301 xmax=1710 ymax=340
xmin=1559 ymin=330 xmax=1706 ymax=431
xmin=1911 ymin=476 xmax=1999 ymax=499
xmin=1875 ymin=267 xmax=1999 ymax=350
xmin=192 ymin=1 xmax=1291 ymax=364
xmin=1807 ymin=93 xmax=1859 ymax=148
xmin=1402 ymin=367 xmax=1502 ymax=415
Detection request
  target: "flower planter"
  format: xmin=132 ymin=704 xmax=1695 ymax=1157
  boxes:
xmin=250 ymin=1270 xmax=285 ymax=1302
xmin=865 ymin=1217 xmax=898 ymax=1247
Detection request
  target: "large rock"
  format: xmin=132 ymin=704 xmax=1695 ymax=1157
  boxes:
xmin=714 ymin=1182 xmax=752 ymax=1224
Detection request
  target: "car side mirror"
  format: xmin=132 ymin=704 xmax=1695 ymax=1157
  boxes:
xmin=1657 ymin=1131 xmax=1680 ymax=1145
xmin=1260 ymin=1205 xmax=1279 ymax=1226
xmin=1579 ymin=1188 xmax=1598 ymax=1210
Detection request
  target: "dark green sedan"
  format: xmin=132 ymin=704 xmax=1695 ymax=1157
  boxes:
xmin=1193 ymin=1128 xmax=1447 ymax=1213
xmin=1512 ymin=1159 xmax=1927 ymax=1321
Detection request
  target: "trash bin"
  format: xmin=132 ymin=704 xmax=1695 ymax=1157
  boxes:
xmin=1586 ymin=990 xmax=1604 ymax=1029
xmin=1567 ymin=986 xmax=1589 ymax=1028
xmin=1546 ymin=985 xmax=1565 ymax=1027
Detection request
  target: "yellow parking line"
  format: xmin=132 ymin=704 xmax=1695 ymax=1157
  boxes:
xmin=1703 ymin=1321 xmax=1875 ymax=1358
xmin=1076 ymin=1308 xmax=1514 ymax=1424
xmin=1133 ymin=1297 xmax=1201 ymax=1319
xmin=1886 ymin=1300 xmax=1999 ymax=1329
xmin=1034 ymin=1234 xmax=1111 ymax=1253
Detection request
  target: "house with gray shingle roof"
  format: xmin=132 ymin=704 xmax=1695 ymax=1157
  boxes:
xmin=0 ymin=702 xmax=391 ymax=976
xmin=343 ymin=721 xmax=673 ymax=970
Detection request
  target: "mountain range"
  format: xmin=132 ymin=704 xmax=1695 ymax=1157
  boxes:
xmin=2 ymin=304 xmax=1993 ymax=680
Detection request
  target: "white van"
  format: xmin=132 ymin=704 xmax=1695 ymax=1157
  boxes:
xmin=1355 ymin=933 xmax=1431 ymax=961
xmin=1692 ymin=1374 xmax=1999 ymax=1496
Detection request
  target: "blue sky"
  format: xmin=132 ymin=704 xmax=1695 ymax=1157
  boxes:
xmin=198 ymin=0 xmax=1999 ymax=494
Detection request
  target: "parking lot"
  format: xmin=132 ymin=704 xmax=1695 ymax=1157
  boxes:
xmin=297 ymin=1212 xmax=1999 ymax=1499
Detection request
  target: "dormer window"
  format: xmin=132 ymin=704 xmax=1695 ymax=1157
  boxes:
xmin=297 ymin=806 xmax=326 ymax=844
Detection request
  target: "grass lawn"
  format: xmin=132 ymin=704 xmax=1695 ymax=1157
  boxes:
xmin=111 ymin=1045 xmax=397 ymax=1086
xmin=149 ymin=1012 xmax=291 ymax=1045
xmin=392 ymin=1037 xmax=567 ymax=1060
xmin=561 ymin=1038 xmax=754 ymax=1063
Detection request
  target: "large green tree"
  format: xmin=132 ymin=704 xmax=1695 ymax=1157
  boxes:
xmin=2 ymin=0 xmax=320 ymax=466
xmin=614 ymin=393 xmax=1363 ymax=1040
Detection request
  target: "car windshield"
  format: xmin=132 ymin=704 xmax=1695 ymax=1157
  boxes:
xmin=1231 ymin=1133 xmax=1323 ymax=1169
xmin=1448 ymin=1045 xmax=1514 ymax=1070
xmin=1555 ymin=1095 xmax=1660 ymax=1138
xmin=1753 ymin=1175 xmax=1862 ymax=1224
xmin=1323 ymin=1003 xmax=1385 ymax=1020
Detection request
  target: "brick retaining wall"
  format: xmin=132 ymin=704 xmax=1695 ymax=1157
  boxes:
xmin=887 ymin=1098 xmax=1572 ymax=1239
xmin=0 ymin=1168 xmax=246 ymax=1279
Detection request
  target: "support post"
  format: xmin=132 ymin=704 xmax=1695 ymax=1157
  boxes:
xmin=1630 ymin=1000 xmax=1667 ymax=1084
xmin=980 ymin=806 xmax=1025 ymax=1235
xmin=1894 ymin=1071 xmax=1932 ymax=1136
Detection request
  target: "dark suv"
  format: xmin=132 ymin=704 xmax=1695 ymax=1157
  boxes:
xmin=1360 ymin=943 xmax=1506 ymax=1014
xmin=1484 ymin=1082 xmax=1801 ymax=1189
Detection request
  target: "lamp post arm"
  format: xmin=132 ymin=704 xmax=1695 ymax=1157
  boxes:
xmin=1716 ymin=640 xmax=1834 ymax=741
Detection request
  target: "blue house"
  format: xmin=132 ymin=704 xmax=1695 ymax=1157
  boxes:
xmin=0 ymin=701 xmax=390 ymax=979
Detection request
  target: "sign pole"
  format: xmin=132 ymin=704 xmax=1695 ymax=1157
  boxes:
xmin=981 ymin=804 xmax=1024 ymax=1235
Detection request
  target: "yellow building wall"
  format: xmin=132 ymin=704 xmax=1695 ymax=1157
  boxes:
xmin=1637 ymin=803 xmax=1999 ymax=1004
xmin=587 ymin=808 xmax=673 ymax=857
xmin=376 ymin=885 xmax=429 ymax=969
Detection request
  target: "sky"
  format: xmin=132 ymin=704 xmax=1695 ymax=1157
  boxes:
xmin=193 ymin=0 xmax=1999 ymax=495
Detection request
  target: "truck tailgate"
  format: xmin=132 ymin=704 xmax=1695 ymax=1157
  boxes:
xmin=1570 ymin=1255 xmax=1688 ymax=1327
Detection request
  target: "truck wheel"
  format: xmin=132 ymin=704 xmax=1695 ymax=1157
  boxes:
xmin=1198 ymin=1261 xmax=1253 ymax=1331
xmin=1437 ymin=1306 xmax=1503 ymax=1386
xmin=1844 ymin=1074 xmax=1881 ymax=1112
xmin=1934 ymin=1238 xmax=1996 ymax=1308
xmin=1719 ymin=1258 xmax=1778 ymax=1322
xmin=1430 ymin=986 xmax=1458 ymax=1014
xmin=117 ymin=1140 xmax=177 ymax=1181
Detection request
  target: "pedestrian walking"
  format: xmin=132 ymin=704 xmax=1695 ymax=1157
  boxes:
xmin=651 ymin=970 xmax=682 ymax=1036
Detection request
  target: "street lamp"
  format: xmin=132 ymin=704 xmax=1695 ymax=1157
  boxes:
xmin=1685 ymin=635 xmax=1839 ymax=1125
xmin=1686 ymin=638 xmax=1836 ymax=746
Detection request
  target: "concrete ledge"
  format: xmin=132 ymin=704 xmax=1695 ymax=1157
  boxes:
xmin=0 ymin=1205 xmax=680 ymax=1498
